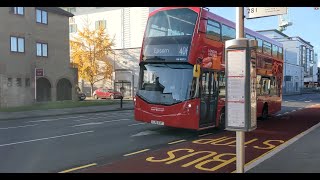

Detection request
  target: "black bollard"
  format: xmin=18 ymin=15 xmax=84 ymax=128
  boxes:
xmin=120 ymin=97 xmax=123 ymax=109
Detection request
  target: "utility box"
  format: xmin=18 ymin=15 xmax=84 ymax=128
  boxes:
xmin=225 ymin=38 xmax=257 ymax=132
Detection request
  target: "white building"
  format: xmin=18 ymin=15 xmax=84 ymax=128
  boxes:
xmin=258 ymin=29 xmax=316 ymax=94
xmin=61 ymin=7 xmax=160 ymax=97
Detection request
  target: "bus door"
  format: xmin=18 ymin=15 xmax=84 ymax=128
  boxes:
xmin=199 ymin=70 xmax=218 ymax=127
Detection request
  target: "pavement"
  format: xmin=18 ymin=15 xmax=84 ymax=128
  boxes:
xmin=0 ymin=101 xmax=134 ymax=121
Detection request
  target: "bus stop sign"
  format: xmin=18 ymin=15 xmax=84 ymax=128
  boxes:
xmin=225 ymin=38 xmax=257 ymax=132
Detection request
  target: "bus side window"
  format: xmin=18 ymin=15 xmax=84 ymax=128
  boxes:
xmin=206 ymin=19 xmax=221 ymax=41
xmin=261 ymin=77 xmax=271 ymax=95
xmin=222 ymin=24 xmax=235 ymax=42
xmin=257 ymin=38 xmax=263 ymax=53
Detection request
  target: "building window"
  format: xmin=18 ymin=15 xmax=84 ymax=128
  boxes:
xmin=95 ymin=20 xmax=106 ymax=30
xmin=69 ymin=17 xmax=75 ymax=23
xmin=16 ymin=78 xmax=22 ymax=87
xmin=10 ymin=36 xmax=25 ymax=53
xmin=10 ymin=7 xmax=24 ymax=15
xmin=36 ymin=43 xmax=48 ymax=57
xmin=25 ymin=78 xmax=30 ymax=87
xmin=70 ymin=24 xmax=77 ymax=33
xmin=7 ymin=78 xmax=12 ymax=87
xmin=66 ymin=7 xmax=76 ymax=13
xmin=36 ymin=9 xmax=48 ymax=24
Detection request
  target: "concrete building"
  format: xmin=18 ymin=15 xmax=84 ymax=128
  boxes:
xmin=258 ymin=29 xmax=316 ymax=94
xmin=61 ymin=7 xmax=160 ymax=98
xmin=0 ymin=7 xmax=77 ymax=108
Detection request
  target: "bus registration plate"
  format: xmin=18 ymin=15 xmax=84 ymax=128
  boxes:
xmin=151 ymin=120 xmax=164 ymax=126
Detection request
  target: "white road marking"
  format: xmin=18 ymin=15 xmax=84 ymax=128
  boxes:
xmin=291 ymin=110 xmax=296 ymax=112
xmin=284 ymin=112 xmax=289 ymax=114
xmin=131 ymin=130 xmax=159 ymax=137
xmin=72 ymin=119 xmax=131 ymax=127
xmin=0 ymin=124 xmax=38 ymax=130
xmin=74 ymin=116 xmax=108 ymax=122
xmin=101 ymin=119 xmax=131 ymax=123
xmin=128 ymin=123 xmax=145 ymax=126
xmin=198 ymin=133 xmax=213 ymax=137
xmin=0 ymin=131 xmax=94 ymax=147
xmin=305 ymin=100 xmax=311 ymax=102
xmin=72 ymin=122 xmax=103 ymax=127
xmin=27 ymin=116 xmax=85 ymax=123
xmin=276 ymin=114 xmax=282 ymax=117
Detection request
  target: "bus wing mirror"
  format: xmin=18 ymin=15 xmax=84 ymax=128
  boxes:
xmin=193 ymin=64 xmax=201 ymax=78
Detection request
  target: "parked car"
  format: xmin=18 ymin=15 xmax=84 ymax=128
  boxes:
xmin=93 ymin=88 xmax=123 ymax=100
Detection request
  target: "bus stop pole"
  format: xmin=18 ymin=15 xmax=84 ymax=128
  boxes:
xmin=236 ymin=7 xmax=245 ymax=173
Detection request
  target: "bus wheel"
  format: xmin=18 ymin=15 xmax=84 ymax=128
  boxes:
xmin=219 ymin=109 xmax=225 ymax=130
xmin=262 ymin=105 xmax=268 ymax=120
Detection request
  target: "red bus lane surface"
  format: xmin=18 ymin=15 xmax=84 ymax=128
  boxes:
xmin=80 ymin=105 xmax=320 ymax=173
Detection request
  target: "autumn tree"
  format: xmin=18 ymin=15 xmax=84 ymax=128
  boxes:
xmin=70 ymin=24 xmax=114 ymax=96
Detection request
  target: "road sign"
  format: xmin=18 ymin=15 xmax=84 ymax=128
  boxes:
xmin=245 ymin=7 xmax=287 ymax=19
xmin=35 ymin=68 xmax=44 ymax=77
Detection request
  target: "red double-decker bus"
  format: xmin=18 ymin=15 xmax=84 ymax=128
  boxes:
xmin=134 ymin=7 xmax=283 ymax=130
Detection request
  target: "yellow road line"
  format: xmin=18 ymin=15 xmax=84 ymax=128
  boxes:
xmin=168 ymin=139 xmax=186 ymax=145
xmin=198 ymin=133 xmax=213 ymax=137
xmin=123 ymin=149 xmax=150 ymax=157
xmin=59 ymin=163 xmax=97 ymax=173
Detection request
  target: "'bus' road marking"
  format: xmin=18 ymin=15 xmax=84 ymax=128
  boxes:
xmin=0 ymin=124 xmax=38 ymax=130
xmin=72 ymin=119 xmax=131 ymax=127
xmin=0 ymin=131 xmax=93 ymax=147
xmin=59 ymin=163 xmax=97 ymax=173
xmin=27 ymin=116 xmax=85 ymax=123
xmin=198 ymin=133 xmax=213 ymax=137
xmin=168 ymin=139 xmax=187 ymax=145
xmin=128 ymin=123 xmax=145 ymax=126
xmin=124 ymin=149 xmax=150 ymax=157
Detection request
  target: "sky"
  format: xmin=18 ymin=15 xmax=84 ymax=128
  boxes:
xmin=210 ymin=7 xmax=320 ymax=67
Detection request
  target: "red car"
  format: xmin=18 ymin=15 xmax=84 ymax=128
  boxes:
xmin=93 ymin=88 xmax=123 ymax=99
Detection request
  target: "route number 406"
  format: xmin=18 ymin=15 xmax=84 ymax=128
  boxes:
xmin=247 ymin=8 xmax=258 ymax=14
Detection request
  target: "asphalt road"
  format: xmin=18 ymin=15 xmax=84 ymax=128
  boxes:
xmin=0 ymin=93 xmax=319 ymax=173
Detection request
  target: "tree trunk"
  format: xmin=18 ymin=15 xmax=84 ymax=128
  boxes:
xmin=90 ymin=83 xmax=94 ymax=97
